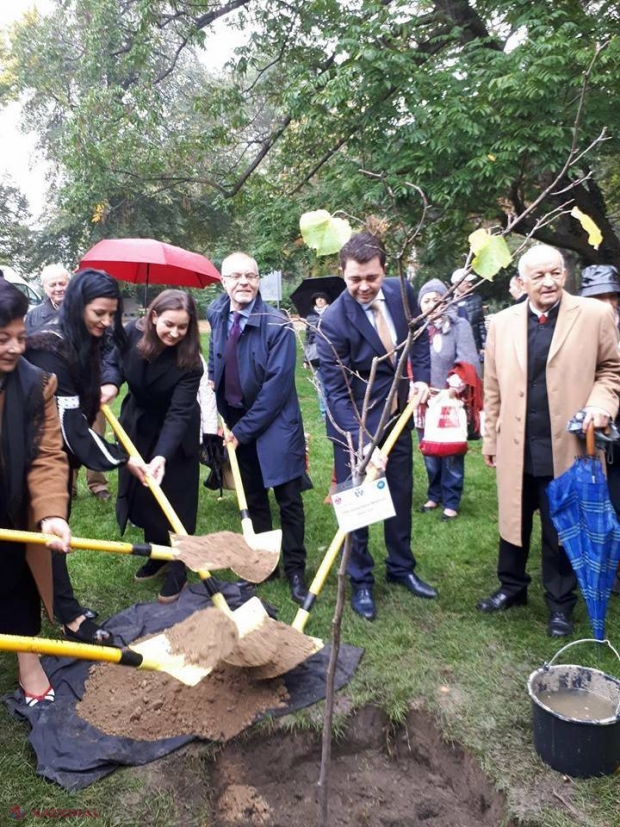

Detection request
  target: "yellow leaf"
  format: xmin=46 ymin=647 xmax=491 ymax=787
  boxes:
xmin=487 ymin=154 xmax=496 ymax=161
xmin=300 ymin=210 xmax=352 ymax=256
xmin=571 ymin=207 xmax=602 ymax=250
xmin=468 ymin=228 xmax=490 ymax=255
xmin=468 ymin=229 xmax=512 ymax=280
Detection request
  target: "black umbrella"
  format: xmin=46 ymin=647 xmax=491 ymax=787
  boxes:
xmin=290 ymin=276 xmax=345 ymax=318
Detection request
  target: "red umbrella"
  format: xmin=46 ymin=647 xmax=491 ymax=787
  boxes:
xmin=79 ymin=238 xmax=221 ymax=305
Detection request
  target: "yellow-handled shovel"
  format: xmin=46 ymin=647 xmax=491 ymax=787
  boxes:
xmin=101 ymin=405 xmax=322 ymax=675
xmin=292 ymin=396 xmax=419 ymax=633
xmin=0 ymin=528 xmax=268 ymax=584
xmin=0 ymin=612 xmax=233 ymax=686
xmin=220 ymin=421 xmax=282 ymax=573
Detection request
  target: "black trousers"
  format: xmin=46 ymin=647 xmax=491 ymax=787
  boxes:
xmin=497 ymin=473 xmax=577 ymax=613
xmin=333 ymin=424 xmax=416 ymax=587
xmin=235 ymin=438 xmax=307 ymax=579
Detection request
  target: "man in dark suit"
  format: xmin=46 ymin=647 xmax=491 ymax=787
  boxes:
xmin=316 ymin=232 xmax=437 ymax=620
xmin=207 ymin=252 xmax=308 ymax=605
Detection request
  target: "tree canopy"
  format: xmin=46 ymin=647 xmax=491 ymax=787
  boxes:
xmin=3 ymin=1 xmax=620 ymax=276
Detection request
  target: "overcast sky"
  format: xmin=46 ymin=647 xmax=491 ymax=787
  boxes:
xmin=0 ymin=1 xmax=244 ymax=218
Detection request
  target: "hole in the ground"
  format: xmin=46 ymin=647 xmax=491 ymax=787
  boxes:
xmin=208 ymin=705 xmax=514 ymax=827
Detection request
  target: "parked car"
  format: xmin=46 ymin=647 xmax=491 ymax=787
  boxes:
xmin=1 ymin=266 xmax=42 ymax=312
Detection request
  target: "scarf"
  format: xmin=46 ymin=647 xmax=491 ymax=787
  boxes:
xmin=448 ymin=360 xmax=484 ymax=437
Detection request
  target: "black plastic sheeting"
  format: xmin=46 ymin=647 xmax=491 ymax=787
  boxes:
xmin=4 ymin=582 xmax=363 ymax=791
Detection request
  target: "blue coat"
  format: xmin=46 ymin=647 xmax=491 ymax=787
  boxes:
xmin=207 ymin=293 xmax=306 ymax=488
xmin=317 ymin=277 xmax=430 ymax=440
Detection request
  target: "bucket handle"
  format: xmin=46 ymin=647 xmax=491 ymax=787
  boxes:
xmin=546 ymin=638 xmax=620 ymax=718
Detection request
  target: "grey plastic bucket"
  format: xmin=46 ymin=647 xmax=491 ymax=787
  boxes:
xmin=527 ymin=639 xmax=620 ymax=778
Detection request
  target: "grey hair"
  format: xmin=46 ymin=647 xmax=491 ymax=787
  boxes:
xmin=517 ymin=245 xmax=565 ymax=278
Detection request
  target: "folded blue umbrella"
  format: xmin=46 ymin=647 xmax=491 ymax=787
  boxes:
xmin=547 ymin=454 xmax=620 ymax=640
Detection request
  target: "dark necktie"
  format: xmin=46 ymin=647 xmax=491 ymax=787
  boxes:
xmin=224 ymin=312 xmax=243 ymax=408
xmin=539 ymin=314 xmax=547 ymax=324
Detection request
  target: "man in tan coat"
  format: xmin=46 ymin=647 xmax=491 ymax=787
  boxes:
xmin=478 ymin=245 xmax=620 ymax=637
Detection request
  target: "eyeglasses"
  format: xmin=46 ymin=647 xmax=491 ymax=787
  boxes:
xmin=223 ymin=272 xmax=260 ymax=282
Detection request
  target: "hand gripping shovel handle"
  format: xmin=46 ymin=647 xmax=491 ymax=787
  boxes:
xmin=0 ymin=528 xmax=176 ymax=562
xmin=220 ymin=422 xmax=251 ymax=527
xmin=292 ymin=394 xmax=420 ymax=632
xmin=101 ymin=404 xmax=231 ymax=616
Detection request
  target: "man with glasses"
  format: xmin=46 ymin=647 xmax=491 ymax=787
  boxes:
xmin=478 ymin=245 xmax=620 ymax=637
xmin=207 ymin=252 xmax=309 ymax=604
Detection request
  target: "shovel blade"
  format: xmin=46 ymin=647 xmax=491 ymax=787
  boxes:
xmin=172 ymin=533 xmax=279 ymax=583
xmin=130 ymin=635 xmax=212 ymax=687
xmin=241 ymin=525 xmax=282 ymax=557
xmin=246 ymin=633 xmax=324 ymax=680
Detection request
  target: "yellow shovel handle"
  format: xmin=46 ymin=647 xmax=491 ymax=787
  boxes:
xmin=101 ymin=404 xmax=184 ymax=535
xmin=101 ymin=405 xmax=231 ymax=615
xmin=221 ymin=422 xmax=249 ymax=512
xmin=221 ymin=421 xmax=258 ymax=537
xmin=0 ymin=632 xmax=125 ymax=664
xmin=292 ymin=394 xmax=418 ymax=632
xmin=0 ymin=528 xmax=175 ymax=561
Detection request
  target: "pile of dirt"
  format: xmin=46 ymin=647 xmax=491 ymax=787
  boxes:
xmin=77 ymin=663 xmax=289 ymax=742
xmin=209 ymin=705 xmax=513 ymax=827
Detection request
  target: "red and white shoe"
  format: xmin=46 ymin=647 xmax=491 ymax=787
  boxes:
xmin=19 ymin=681 xmax=55 ymax=707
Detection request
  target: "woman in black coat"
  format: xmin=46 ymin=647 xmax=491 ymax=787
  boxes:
xmin=0 ymin=280 xmax=71 ymax=704
xmin=26 ymin=270 xmax=146 ymax=645
xmin=106 ymin=290 xmax=203 ymax=603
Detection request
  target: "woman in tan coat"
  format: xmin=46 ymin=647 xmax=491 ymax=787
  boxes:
xmin=0 ymin=280 xmax=71 ymax=705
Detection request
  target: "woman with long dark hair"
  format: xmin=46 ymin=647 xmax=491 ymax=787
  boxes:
xmin=0 ymin=280 xmax=71 ymax=704
xmin=26 ymin=269 xmax=146 ymax=644
xmin=105 ymin=289 xmax=203 ymax=602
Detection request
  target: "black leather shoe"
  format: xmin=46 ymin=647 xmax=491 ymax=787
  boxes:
xmin=386 ymin=572 xmax=438 ymax=599
xmin=351 ymin=587 xmax=376 ymax=621
xmin=612 ymin=575 xmax=620 ymax=596
xmin=476 ymin=589 xmax=527 ymax=613
xmin=548 ymin=611 xmax=574 ymax=638
xmin=288 ymin=573 xmax=308 ymax=606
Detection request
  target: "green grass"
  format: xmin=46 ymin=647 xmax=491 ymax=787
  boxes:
xmin=1 ymin=342 xmax=619 ymax=826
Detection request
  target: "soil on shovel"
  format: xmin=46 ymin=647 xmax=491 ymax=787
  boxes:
xmin=208 ymin=705 xmax=513 ymax=827
xmin=173 ymin=532 xmax=279 ymax=582
xmin=77 ymin=663 xmax=289 ymax=741
xmin=166 ymin=607 xmax=238 ymax=667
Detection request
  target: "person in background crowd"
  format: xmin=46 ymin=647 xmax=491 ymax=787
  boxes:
xmin=509 ymin=275 xmax=527 ymax=303
xmin=304 ymin=291 xmax=330 ymax=419
xmin=0 ymin=280 xmax=72 ymax=705
xmin=317 ymin=232 xmax=436 ymax=621
xmin=478 ymin=245 xmax=620 ymax=638
xmin=417 ymin=279 xmax=482 ymax=521
xmin=26 ymin=269 xmax=146 ymax=644
xmin=25 ymin=264 xmax=70 ymax=334
xmin=26 ymin=264 xmax=112 ymax=502
xmin=104 ymin=290 xmax=203 ymax=603
xmin=579 ymin=263 xmax=620 ymax=596
xmin=451 ymin=268 xmax=487 ymax=360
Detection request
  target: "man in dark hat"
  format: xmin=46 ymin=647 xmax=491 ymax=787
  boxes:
xmin=580 ymin=263 xmax=620 ymax=596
